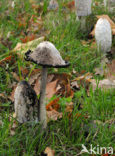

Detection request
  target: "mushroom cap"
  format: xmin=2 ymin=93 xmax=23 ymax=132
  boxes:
xmin=75 ymin=0 xmax=92 ymax=16
xmin=95 ymin=18 xmax=112 ymax=53
xmin=25 ymin=41 xmax=69 ymax=67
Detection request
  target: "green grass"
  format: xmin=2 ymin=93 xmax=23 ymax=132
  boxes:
xmin=0 ymin=0 xmax=115 ymax=155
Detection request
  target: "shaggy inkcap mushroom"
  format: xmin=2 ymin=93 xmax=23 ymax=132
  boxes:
xmin=75 ymin=0 xmax=92 ymax=30
xmin=25 ymin=41 xmax=70 ymax=128
xmin=95 ymin=18 xmax=112 ymax=53
xmin=14 ymin=81 xmax=38 ymax=123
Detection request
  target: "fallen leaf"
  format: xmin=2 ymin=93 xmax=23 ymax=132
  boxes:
xmin=20 ymin=34 xmax=36 ymax=43
xmin=90 ymin=79 xmax=115 ymax=91
xmin=11 ymin=72 xmax=20 ymax=81
xmin=34 ymin=79 xmax=58 ymax=99
xmin=47 ymin=109 xmax=63 ymax=121
xmin=65 ymin=102 xmax=74 ymax=113
xmin=20 ymin=67 xmax=29 ymax=78
xmin=0 ymin=56 xmax=13 ymax=65
xmin=46 ymin=98 xmax=60 ymax=111
xmin=71 ymin=81 xmax=79 ymax=90
xmin=46 ymin=80 xmax=58 ymax=99
xmin=65 ymin=0 xmax=75 ymax=10
xmin=44 ymin=147 xmax=55 ymax=156
xmin=13 ymin=36 xmax=45 ymax=54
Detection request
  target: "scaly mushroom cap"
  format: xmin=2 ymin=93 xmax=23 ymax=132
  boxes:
xmin=25 ymin=41 xmax=69 ymax=67
xmin=95 ymin=18 xmax=112 ymax=53
xmin=14 ymin=81 xmax=38 ymax=123
xmin=75 ymin=0 xmax=92 ymax=16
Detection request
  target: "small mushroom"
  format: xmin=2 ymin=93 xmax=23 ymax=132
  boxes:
xmin=75 ymin=0 xmax=92 ymax=30
xmin=25 ymin=41 xmax=69 ymax=128
xmin=95 ymin=18 xmax=112 ymax=54
xmin=14 ymin=81 xmax=38 ymax=123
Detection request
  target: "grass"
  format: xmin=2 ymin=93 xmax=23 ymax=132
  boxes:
xmin=0 ymin=0 xmax=115 ymax=155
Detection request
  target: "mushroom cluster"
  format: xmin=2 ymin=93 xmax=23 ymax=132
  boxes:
xmin=95 ymin=18 xmax=112 ymax=54
xmin=75 ymin=0 xmax=92 ymax=30
xmin=14 ymin=41 xmax=69 ymax=129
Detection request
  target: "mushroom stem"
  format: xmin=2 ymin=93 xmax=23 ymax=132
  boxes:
xmin=80 ymin=16 xmax=86 ymax=31
xmin=39 ymin=67 xmax=48 ymax=129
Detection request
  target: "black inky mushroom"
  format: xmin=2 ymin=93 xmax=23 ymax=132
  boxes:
xmin=14 ymin=81 xmax=38 ymax=123
xmin=25 ymin=41 xmax=70 ymax=128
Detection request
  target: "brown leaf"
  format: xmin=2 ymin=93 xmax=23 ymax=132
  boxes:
xmin=13 ymin=36 xmax=45 ymax=54
xmin=34 ymin=78 xmax=41 ymax=95
xmin=47 ymin=110 xmax=63 ymax=121
xmin=0 ymin=56 xmax=13 ymax=66
xmin=20 ymin=67 xmax=29 ymax=78
xmin=46 ymin=98 xmax=60 ymax=111
xmin=20 ymin=34 xmax=36 ymax=43
xmin=72 ymin=73 xmax=93 ymax=91
xmin=44 ymin=147 xmax=55 ymax=156
xmin=65 ymin=1 xmax=75 ymax=10
xmin=91 ymin=79 xmax=115 ymax=91
xmin=34 ymin=79 xmax=58 ymax=99
xmin=11 ymin=72 xmax=20 ymax=81
xmin=46 ymin=80 xmax=58 ymax=99
xmin=65 ymin=102 xmax=74 ymax=113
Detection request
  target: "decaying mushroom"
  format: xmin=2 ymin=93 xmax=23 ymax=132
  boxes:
xmin=95 ymin=18 xmax=112 ymax=54
xmin=75 ymin=0 xmax=92 ymax=30
xmin=14 ymin=81 xmax=38 ymax=123
xmin=25 ymin=41 xmax=69 ymax=128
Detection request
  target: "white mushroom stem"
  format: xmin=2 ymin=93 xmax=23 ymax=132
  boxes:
xmin=79 ymin=16 xmax=87 ymax=31
xmin=39 ymin=67 xmax=48 ymax=129
xmin=75 ymin=0 xmax=92 ymax=31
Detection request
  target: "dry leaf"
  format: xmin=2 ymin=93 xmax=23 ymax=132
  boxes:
xmin=44 ymin=147 xmax=55 ymax=156
xmin=13 ymin=36 xmax=45 ymax=54
xmin=20 ymin=67 xmax=29 ymax=78
xmin=34 ymin=79 xmax=58 ymax=99
xmin=46 ymin=80 xmax=58 ymax=99
xmin=65 ymin=102 xmax=74 ymax=113
xmin=0 ymin=56 xmax=13 ymax=65
xmin=11 ymin=72 xmax=20 ymax=81
xmin=91 ymin=79 xmax=115 ymax=91
xmin=47 ymin=110 xmax=63 ymax=121
xmin=46 ymin=98 xmax=60 ymax=111
xmin=20 ymin=34 xmax=36 ymax=43
xmin=90 ymin=15 xmax=115 ymax=36
xmin=71 ymin=81 xmax=79 ymax=90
